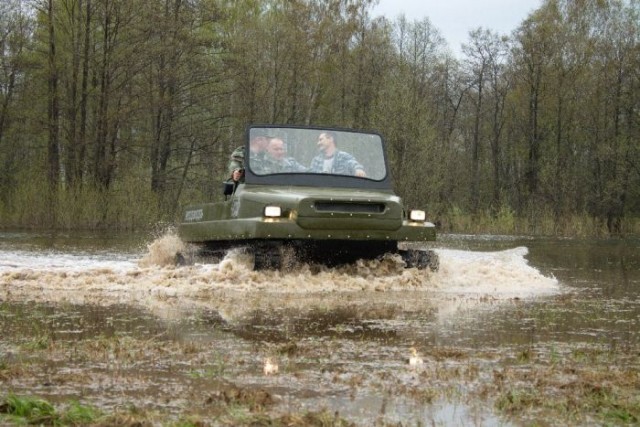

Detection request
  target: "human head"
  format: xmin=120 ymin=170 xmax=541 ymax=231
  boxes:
xmin=317 ymin=131 xmax=337 ymax=156
xmin=266 ymin=137 xmax=286 ymax=160
xmin=250 ymin=136 xmax=268 ymax=153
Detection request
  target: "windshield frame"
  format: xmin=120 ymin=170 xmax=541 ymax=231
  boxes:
xmin=243 ymin=124 xmax=394 ymax=190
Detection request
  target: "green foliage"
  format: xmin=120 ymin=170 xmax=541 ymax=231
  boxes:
xmin=60 ymin=401 xmax=102 ymax=425
xmin=0 ymin=395 xmax=103 ymax=425
xmin=440 ymin=204 xmax=637 ymax=237
xmin=1 ymin=395 xmax=56 ymax=423
xmin=23 ymin=334 xmax=51 ymax=351
xmin=0 ymin=169 xmax=162 ymax=230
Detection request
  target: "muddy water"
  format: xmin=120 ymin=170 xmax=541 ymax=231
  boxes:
xmin=1 ymin=231 xmax=639 ymax=425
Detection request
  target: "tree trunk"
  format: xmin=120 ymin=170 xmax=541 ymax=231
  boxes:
xmin=0 ymin=67 xmax=15 ymax=147
xmin=94 ymin=1 xmax=111 ymax=188
xmin=65 ymin=0 xmax=81 ymax=187
xmin=77 ymin=0 xmax=91 ymax=186
xmin=47 ymin=0 xmax=60 ymax=191
xmin=527 ymin=70 xmax=541 ymax=198
xmin=470 ymin=72 xmax=483 ymax=214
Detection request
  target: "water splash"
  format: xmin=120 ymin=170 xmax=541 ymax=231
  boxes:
xmin=0 ymin=234 xmax=558 ymax=321
xmin=434 ymin=246 xmax=558 ymax=297
xmin=138 ymin=232 xmax=185 ymax=267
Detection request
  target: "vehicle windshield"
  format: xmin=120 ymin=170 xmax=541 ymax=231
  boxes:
xmin=248 ymin=127 xmax=387 ymax=181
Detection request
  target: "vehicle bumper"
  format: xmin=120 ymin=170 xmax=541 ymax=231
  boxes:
xmin=179 ymin=218 xmax=436 ymax=243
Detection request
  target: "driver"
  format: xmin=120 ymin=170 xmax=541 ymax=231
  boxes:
xmin=309 ymin=131 xmax=366 ymax=177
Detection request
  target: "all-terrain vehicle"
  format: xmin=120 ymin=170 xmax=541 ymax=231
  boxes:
xmin=178 ymin=125 xmax=438 ymax=270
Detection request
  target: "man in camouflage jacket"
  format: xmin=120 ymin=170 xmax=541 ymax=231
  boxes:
xmin=260 ymin=137 xmax=307 ymax=174
xmin=227 ymin=136 xmax=268 ymax=182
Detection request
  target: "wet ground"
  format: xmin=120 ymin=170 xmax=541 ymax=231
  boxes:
xmin=1 ymin=231 xmax=639 ymax=425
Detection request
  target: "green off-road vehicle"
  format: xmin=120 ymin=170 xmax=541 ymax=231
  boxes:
xmin=178 ymin=125 xmax=438 ymax=270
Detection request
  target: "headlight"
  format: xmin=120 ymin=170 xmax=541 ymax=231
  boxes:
xmin=264 ymin=206 xmax=282 ymax=218
xmin=409 ymin=209 xmax=426 ymax=221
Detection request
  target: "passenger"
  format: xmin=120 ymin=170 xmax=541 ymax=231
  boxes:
xmin=310 ymin=131 xmax=366 ymax=177
xmin=228 ymin=135 xmax=268 ymax=182
xmin=261 ymin=137 xmax=307 ymax=174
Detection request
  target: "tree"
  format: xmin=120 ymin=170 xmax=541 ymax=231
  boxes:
xmin=0 ymin=1 xmax=34 ymax=210
xmin=46 ymin=0 xmax=60 ymax=195
xmin=512 ymin=7 xmax=555 ymax=209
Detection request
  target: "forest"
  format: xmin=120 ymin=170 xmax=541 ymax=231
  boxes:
xmin=0 ymin=0 xmax=638 ymax=236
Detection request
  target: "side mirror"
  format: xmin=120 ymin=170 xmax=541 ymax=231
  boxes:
xmin=223 ymin=181 xmax=235 ymax=196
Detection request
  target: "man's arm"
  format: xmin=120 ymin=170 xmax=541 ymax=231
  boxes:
xmin=286 ymin=158 xmax=308 ymax=172
xmin=309 ymin=155 xmax=322 ymax=172
xmin=228 ymin=146 xmax=245 ymax=181
xmin=339 ymin=151 xmax=366 ymax=177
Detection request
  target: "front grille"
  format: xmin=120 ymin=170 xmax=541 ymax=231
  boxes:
xmin=314 ymin=202 xmax=385 ymax=214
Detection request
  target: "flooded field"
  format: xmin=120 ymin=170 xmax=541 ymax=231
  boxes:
xmin=1 ymin=231 xmax=639 ymax=426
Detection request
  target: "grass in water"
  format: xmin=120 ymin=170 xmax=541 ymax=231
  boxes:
xmin=1 ymin=395 xmax=58 ymax=424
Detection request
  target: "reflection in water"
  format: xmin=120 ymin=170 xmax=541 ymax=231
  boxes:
xmin=1 ymin=232 xmax=638 ymax=425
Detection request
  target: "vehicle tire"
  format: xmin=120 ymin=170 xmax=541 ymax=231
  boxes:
xmin=175 ymin=252 xmax=187 ymax=266
xmin=254 ymin=245 xmax=282 ymax=270
xmin=401 ymin=249 xmax=439 ymax=271
xmin=425 ymin=250 xmax=439 ymax=272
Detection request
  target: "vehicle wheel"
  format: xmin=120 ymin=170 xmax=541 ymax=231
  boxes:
xmin=401 ymin=249 xmax=439 ymax=271
xmin=279 ymin=245 xmax=298 ymax=272
xmin=254 ymin=245 xmax=282 ymax=270
xmin=175 ymin=252 xmax=187 ymax=266
xmin=425 ymin=250 xmax=439 ymax=272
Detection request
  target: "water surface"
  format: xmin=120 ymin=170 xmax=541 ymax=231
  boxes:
xmin=1 ymin=231 xmax=638 ymax=425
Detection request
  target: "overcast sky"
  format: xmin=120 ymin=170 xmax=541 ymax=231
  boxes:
xmin=372 ymin=0 xmax=543 ymax=56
